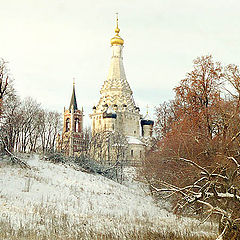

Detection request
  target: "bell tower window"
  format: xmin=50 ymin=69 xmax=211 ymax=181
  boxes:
xmin=66 ymin=118 xmax=70 ymax=132
xmin=75 ymin=118 xmax=80 ymax=132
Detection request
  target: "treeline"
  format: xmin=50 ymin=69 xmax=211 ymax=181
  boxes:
xmin=144 ymin=55 xmax=240 ymax=240
xmin=0 ymin=59 xmax=61 ymax=153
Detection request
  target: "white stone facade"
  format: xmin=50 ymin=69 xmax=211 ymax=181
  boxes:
xmin=90 ymin=32 xmax=146 ymax=165
xmin=90 ymin=20 xmax=155 ymax=165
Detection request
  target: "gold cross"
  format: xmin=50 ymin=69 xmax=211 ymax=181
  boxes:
xmin=116 ymin=12 xmax=119 ymax=28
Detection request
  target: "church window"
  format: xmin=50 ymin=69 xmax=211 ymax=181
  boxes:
xmin=66 ymin=118 xmax=70 ymax=132
xmin=104 ymin=124 xmax=106 ymax=130
xmin=134 ymin=130 xmax=136 ymax=134
xmin=131 ymin=150 xmax=134 ymax=157
xmin=75 ymin=118 xmax=80 ymax=132
xmin=112 ymin=124 xmax=114 ymax=130
xmin=140 ymin=151 xmax=142 ymax=158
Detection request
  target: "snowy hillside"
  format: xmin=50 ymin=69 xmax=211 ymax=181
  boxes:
xmin=0 ymin=155 xmax=217 ymax=239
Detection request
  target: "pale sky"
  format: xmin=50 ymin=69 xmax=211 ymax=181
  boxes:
xmin=1 ymin=0 xmax=240 ymax=127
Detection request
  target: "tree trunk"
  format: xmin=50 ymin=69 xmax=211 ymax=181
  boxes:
xmin=219 ymin=221 xmax=240 ymax=240
xmin=0 ymin=99 xmax=2 ymax=118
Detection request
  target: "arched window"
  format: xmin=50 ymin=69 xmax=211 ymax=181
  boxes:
xmin=66 ymin=118 xmax=70 ymax=132
xmin=131 ymin=150 xmax=134 ymax=157
xmin=75 ymin=118 xmax=80 ymax=132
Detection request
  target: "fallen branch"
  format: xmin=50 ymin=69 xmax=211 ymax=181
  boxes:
xmin=4 ymin=147 xmax=31 ymax=169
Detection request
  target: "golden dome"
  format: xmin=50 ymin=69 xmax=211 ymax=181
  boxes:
xmin=111 ymin=14 xmax=124 ymax=45
xmin=111 ymin=35 xmax=124 ymax=45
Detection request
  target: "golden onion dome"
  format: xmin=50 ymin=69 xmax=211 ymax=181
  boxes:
xmin=111 ymin=14 xmax=124 ymax=45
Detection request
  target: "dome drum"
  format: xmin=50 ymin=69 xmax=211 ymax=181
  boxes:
xmin=103 ymin=112 xmax=117 ymax=119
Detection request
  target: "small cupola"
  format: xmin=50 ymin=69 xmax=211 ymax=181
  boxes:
xmin=141 ymin=106 xmax=154 ymax=126
xmin=141 ymin=110 xmax=154 ymax=138
xmin=103 ymin=105 xmax=117 ymax=119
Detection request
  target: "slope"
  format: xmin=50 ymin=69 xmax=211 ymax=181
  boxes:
xmin=0 ymin=155 xmax=217 ymax=239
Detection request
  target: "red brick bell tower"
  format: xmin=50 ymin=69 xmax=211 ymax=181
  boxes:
xmin=57 ymin=81 xmax=84 ymax=156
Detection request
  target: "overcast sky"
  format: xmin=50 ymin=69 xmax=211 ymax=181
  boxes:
xmin=1 ymin=0 xmax=240 ymax=127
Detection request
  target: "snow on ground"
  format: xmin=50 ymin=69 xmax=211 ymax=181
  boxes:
xmin=0 ymin=155 xmax=217 ymax=238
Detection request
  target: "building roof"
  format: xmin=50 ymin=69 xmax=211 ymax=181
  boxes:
xmin=141 ymin=111 xmax=154 ymax=126
xmin=127 ymin=136 xmax=145 ymax=145
xmin=96 ymin=18 xmax=138 ymax=114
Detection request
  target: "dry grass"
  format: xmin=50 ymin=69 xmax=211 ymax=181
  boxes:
xmin=0 ymin=156 xmax=218 ymax=240
xmin=0 ymin=221 xmax=216 ymax=240
xmin=0 ymin=205 xmax=217 ymax=240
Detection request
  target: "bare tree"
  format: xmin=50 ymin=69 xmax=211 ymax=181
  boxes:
xmin=0 ymin=86 xmax=21 ymax=151
xmin=143 ymin=56 xmax=240 ymax=240
xmin=154 ymin=101 xmax=177 ymax=139
xmin=150 ymin=157 xmax=240 ymax=240
xmin=1 ymin=93 xmax=61 ymax=154
xmin=89 ymin=131 xmax=128 ymax=163
xmin=0 ymin=59 xmax=8 ymax=114
xmin=88 ymin=131 xmax=129 ymax=183
xmin=18 ymin=97 xmax=42 ymax=152
xmin=38 ymin=110 xmax=61 ymax=153
xmin=81 ymin=127 xmax=92 ymax=153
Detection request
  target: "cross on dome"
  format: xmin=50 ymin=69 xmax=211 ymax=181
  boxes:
xmin=111 ymin=13 xmax=124 ymax=46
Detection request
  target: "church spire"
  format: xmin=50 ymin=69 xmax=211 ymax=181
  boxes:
xmin=98 ymin=15 xmax=136 ymax=112
xmin=69 ymin=79 xmax=78 ymax=111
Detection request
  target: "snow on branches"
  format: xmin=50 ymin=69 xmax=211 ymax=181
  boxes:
xmin=145 ymin=55 xmax=240 ymax=240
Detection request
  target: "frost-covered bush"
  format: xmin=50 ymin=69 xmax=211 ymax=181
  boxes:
xmin=42 ymin=152 xmax=118 ymax=181
xmin=43 ymin=152 xmax=69 ymax=164
xmin=75 ymin=154 xmax=117 ymax=180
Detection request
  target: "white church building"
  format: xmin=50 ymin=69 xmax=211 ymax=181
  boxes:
xmin=90 ymin=15 xmax=154 ymax=165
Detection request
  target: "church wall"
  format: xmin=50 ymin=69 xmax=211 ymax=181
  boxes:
xmin=115 ymin=112 xmax=141 ymax=138
xmin=92 ymin=111 xmax=141 ymax=139
xmin=142 ymin=124 xmax=153 ymax=138
xmin=128 ymin=144 xmax=145 ymax=166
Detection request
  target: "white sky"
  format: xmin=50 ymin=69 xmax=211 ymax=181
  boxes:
xmin=1 ymin=0 xmax=240 ymax=127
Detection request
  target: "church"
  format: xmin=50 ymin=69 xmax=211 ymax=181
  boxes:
xmin=56 ymin=81 xmax=84 ymax=156
xmin=57 ymin=16 xmax=154 ymax=165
